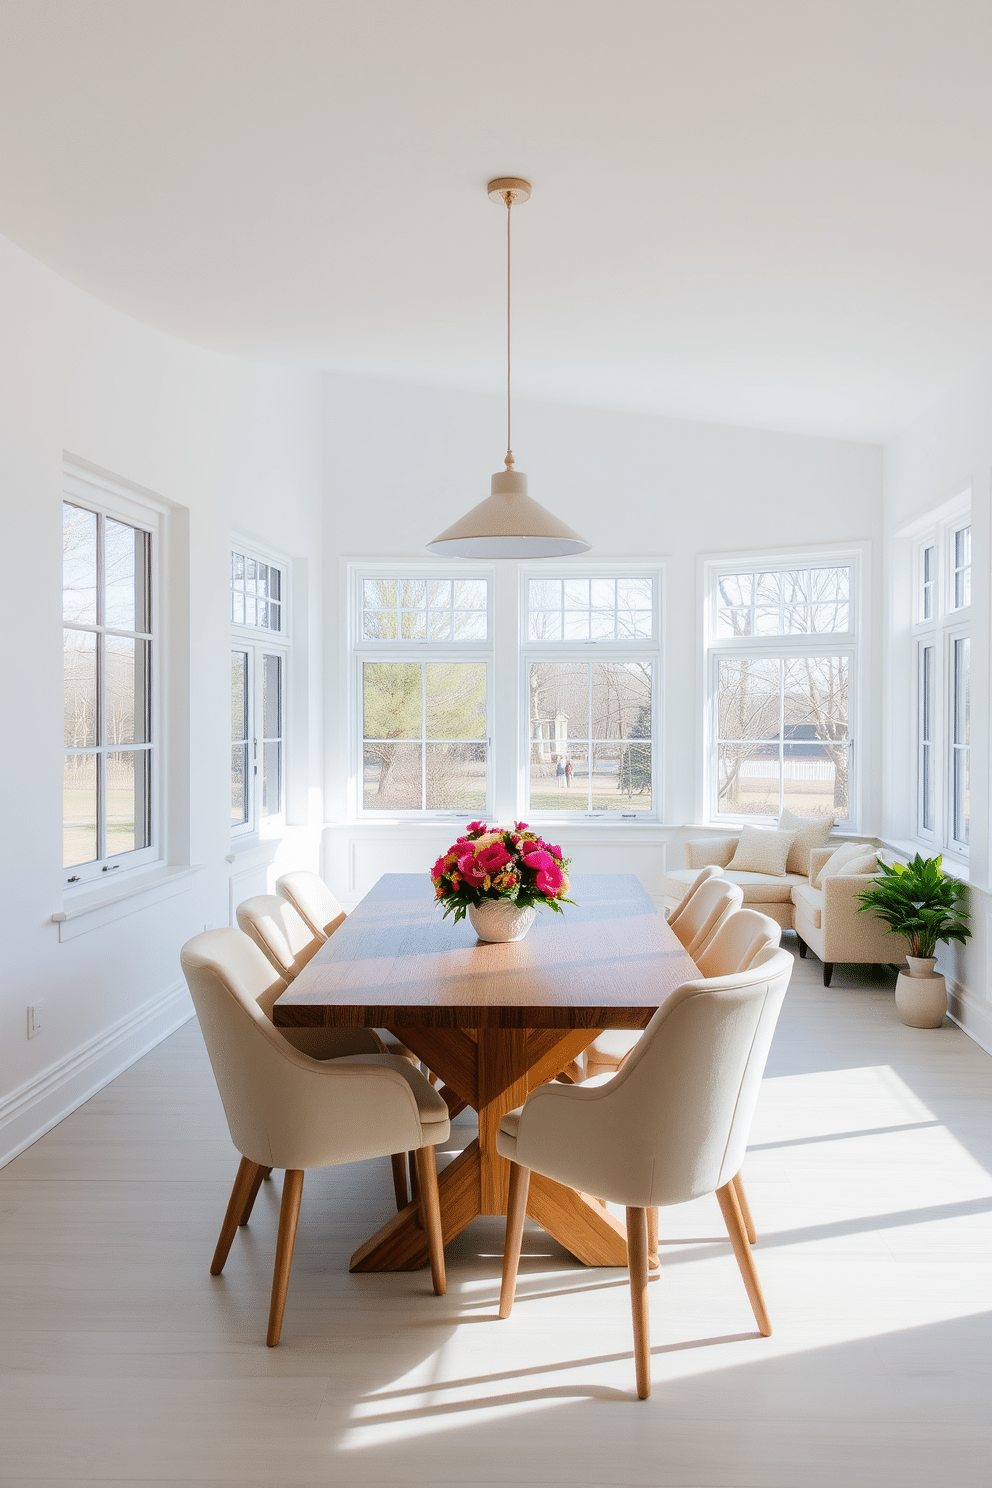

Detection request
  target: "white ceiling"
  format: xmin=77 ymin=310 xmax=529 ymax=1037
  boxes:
xmin=2 ymin=0 xmax=992 ymax=441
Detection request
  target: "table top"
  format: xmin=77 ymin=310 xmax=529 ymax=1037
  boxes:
xmin=273 ymin=873 xmax=700 ymax=1031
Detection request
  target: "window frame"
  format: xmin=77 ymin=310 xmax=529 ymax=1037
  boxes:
xmin=351 ymin=563 xmax=495 ymax=820
xmin=62 ymin=473 xmax=162 ymax=889
xmin=518 ymin=564 xmax=663 ymax=822
xmin=703 ymin=550 xmax=861 ymax=830
xmin=911 ymin=507 xmax=971 ymax=858
xmin=230 ymin=537 xmax=290 ymax=840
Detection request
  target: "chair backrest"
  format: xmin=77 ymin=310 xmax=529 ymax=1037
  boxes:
xmin=666 ymin=864 xmax=723 ymax=922
xmin=276 ymin=871 xmax=346 ymax=939
xmin=694 ymin=908 xmax=782 ymax=978
xmin=542 ymin=948 xmax=793 ymax=1210
xmin=180 ymin=929 xmax=427 ymax=1170
xmin=671 ymin=877 xmax=744 ymax=958
xmin=236 ymin=894 xmax=321 ymax=981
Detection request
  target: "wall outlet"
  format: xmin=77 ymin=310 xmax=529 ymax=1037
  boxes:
xmin=27 ymin=1003 xmax=42 ymax=1039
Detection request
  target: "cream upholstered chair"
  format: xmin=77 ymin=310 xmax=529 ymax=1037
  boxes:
xmin=584 ymin=907 xmax=781 ymax=1082
xmin=669 ymin=876 xmax=744 ymax=958
xmin=276 ymin=870 xmax=346 ymax=940
xmin=237 ymin=894 xmax=324 ymax=981
xmin=664 ymin=863 xmax=724 ymax=922
xmin=497 ymin=947 xmax=794 ymax=1398
xmin=792 ymin=847 xmax=910 ymax=986
xmin=180 ymin=929 xmax=449 ymax=1346
xmin=693 ymin=908 xmax=782 ymax=979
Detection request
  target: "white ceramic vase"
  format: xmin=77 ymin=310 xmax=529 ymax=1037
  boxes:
xmin=895 ymin=955 xmax=947 ymax=1028
xmin=468 ymin=899 xmax=537 ymax=943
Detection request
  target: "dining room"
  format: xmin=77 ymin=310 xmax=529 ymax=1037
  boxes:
xmin=2 ymin=3 xmax=992 ymax=1485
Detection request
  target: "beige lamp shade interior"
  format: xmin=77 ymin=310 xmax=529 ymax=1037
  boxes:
xmin=427 ymin=468 xmax=590 ymax=559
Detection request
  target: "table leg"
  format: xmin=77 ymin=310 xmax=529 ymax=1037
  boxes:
xmin=351 ymin=1140 xmax=481 ymax=1272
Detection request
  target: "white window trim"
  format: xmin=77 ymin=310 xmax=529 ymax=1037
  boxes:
xmin=62 ymin=465 xmax=164 ymax=890
xmin=230 ymin=536 xmax=291 ymax=841
xmin=701 ymin=546 xmax=864 ymax=831
xmin=518 ymin=563 xmax=663 ymax=823
xmin=350 ymin=561 xmax=495 ymax=821
xmin=909 ymin=500 xmax=971 ymax=858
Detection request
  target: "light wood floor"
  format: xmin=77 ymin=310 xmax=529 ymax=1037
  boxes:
xmin=2 ymin=939 xmax=990 ymax=1487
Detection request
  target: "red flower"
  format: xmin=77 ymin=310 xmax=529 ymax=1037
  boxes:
xmin=477 ymin=842 xmax=512 ymax=874
xmin=465 ymin=820 xmax=488 ymax=836
xmin=522 ymin=847 xmax=555 ymax=872
xmin=457 ymin=852 xmax=488 ymax=887
xmin=536 ymin=864 xmax=564 ymax=895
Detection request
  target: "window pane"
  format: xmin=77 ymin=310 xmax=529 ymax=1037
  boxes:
xmin=529 ymin=662 xmax=588 ymax=745
xmin=564 ymin=580 xmax=590 ymax=609
xmin=105 ymin=519 xmax=150 ymax=632
xmin=105 ymin=751 xmax=150 ymax=856
xmin=529 ymin=579 xmax=560 ymax=610
xmin=64 ymin=629 xmax=97 ymax=747
xmin=718 ymin=566 xmax=850 ymax=636
xmin=782 ymin=657 xmax=849 ymax=818
xmin=105 ymin=637 xmax=150 ymax=745
xmin=528 ymin=575 xmax=653 ymax=641
xmin=63 ymin=753 xmax=97 ymax=867
xmin=921 ymin=644 xmax=934 ymax=833
xmin=617 ymin=577 xmax=652 ymax=609
xmin=454 ymin=580 xmax=486 ymax=609
xmin=231 ymin=743 xmax=248 ymax=824
xmin=529 ymin=741 xmax=589 ymax=812
xmin=365 ymin=578 xmax=396 ymax=610
xmin=426 ymin=743 xmax=487 ymax=810
xmin=530 ymin=610 xmax=563 ymax=641
xmin=429 ymin=609 xmax=452 ymax=641
xmin=718 ymin=742 xmax=779 ymax=816
xmin=453 ymin=610 xmax=486 ymax=640
xmin=953 ymin=636 xmax=970 ymax=843
xmin=263 ymin=654 xmax=281 ymax=740
xmin=718 ymin=658 xmax=780 ymax=740
xmin=954 ymin=526 xmax=971 ymax=608
xmin=231 ymin=651 xmax=248 ymax=742
xmin=363 ymin=742 xmax=422 ymax=809
xmin=363 ymin=663 xmax=422 ymax=738
xmin=262 ymin=742 xmax=281 ymax=816
xmin=425 ymin=662 xmax=486 ymax=740
xmin=401 ymin=609 xmax=427 ymax=640
xmin=591 ymin=662 xmax=652 ymax=740
xmin=63 ymin=504 xmax=97 ymax=624
xmin=610 ymin=742 xmax=652 ymax=811
xmin=364 ymin=609 xmax=398 ymax=640
xmin=564 ymin=610 xmax=590 ymax=640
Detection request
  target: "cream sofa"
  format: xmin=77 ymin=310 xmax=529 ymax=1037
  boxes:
xmin=791 ymin=847 xmax=910 ymax=985
xmin=661 ymin=834 xmax=806 ymax=930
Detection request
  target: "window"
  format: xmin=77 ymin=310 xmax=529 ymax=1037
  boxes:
xmin=913 ymin=514 xmax=970 ymax=853
xmin=707 ymin=559 xmax=857 ymax=825
xmin=63 ymin=497 xmax=156 ymax=884
xmin=351 ymin=567 xmax=661 ymax=820
xmin=231 ymin=543 xmax=288 ymax=835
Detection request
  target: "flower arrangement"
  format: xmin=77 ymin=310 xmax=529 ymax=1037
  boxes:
xmin=431 ymin=821 xmax=573 ymax=924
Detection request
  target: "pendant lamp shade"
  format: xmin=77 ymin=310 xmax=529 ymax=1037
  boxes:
xmin=427 ymin=467 xmax=589 ymax=558
xmin=427 ymin=177 xmax=591 ymax=560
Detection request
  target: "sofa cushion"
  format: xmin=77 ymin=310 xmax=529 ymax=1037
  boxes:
xmin=727 ymin=825 xmax=796 ymax=877
xmin=778 ymin=810 xmax=836 ymax=876
xmin=791 ymin=882 xmax=823 ymax=930
xmin=814 ymin=840 xmax=869 ymax=889
xmin=663 ymin=867 xmax=803 ymax=906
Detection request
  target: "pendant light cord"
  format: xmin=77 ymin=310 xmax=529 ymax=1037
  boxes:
xmin=505 ymin=190 xmax=513 ymax=469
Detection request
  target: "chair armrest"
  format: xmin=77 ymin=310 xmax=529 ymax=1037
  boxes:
xmin=821 ymin=873 xmax=908 ymax=959
xmin=685 ymin=835 xmax=738 ymax=869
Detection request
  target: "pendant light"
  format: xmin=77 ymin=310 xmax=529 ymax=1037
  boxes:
xmin=427 ymin=178 xmax=590 ymax=559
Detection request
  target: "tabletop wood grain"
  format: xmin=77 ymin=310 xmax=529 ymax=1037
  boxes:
xmin=274 ymin=873 xmax=699 ymax=1031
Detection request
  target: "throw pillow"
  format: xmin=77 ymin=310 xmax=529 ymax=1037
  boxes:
xmin=778 ymin=809 xmax=836 ymax=876
xmin=813 ymin=840 xmax=869 ymax=889
xmin=727 ymin=825 xmax=796 ymax=878
xmin=843 ymin=852 xmax=878 ymax=877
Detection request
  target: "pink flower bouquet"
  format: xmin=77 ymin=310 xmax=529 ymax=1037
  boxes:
xmin=431 ymin=821 xmax=573 ymax=924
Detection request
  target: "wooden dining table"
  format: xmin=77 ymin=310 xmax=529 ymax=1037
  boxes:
xmin=273 ymin=872 xmax=699 ymax=1274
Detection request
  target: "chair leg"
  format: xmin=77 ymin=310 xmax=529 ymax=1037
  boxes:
xmin=823 ymin=961 xmax=834 ymax=987
xmin=716 ymin=1182 xmax=771 ymax=1336
xmin=267 ymin=1170 xmax=305 ymax=1347
xmin=626 ymin=1206 xmax=651 ymax=1400
xmin=239 ymin=1165 xmax=272 ymax=1227
xmin=390 ymin=1152 xmax=409 ymax=1210
xmin=414 ymin=1145 xmax=447 ymax=1296
xmin=647 ymin=1206 xmax=659 ymax=1261
xmin=731 ymin=1172 xmax=756 ymax=1245
xmin=796 ymin=935 xmax=807 ymax=958
xmin=499 ymin=1163 xmax=531 ymax=1319
xmin=211 ymin=1157 xmax=262 ymax=1274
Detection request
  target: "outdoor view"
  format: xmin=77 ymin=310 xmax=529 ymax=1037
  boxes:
xmin=63 ymin=502 xmax=151 ymax=867
xmin=362 ymin=660 xmax=487 ymax=811
xmin=716 ymin=655 xmax=849 ymax=818
xmin=528 ymin=661 xmax=652 ymax=813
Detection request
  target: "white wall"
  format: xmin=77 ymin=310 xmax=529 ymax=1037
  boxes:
xmin=322 ymin=373 xmax=882 ymax=902
xmin=883 ymin=370 xmax=992 ymax=1050
xmin=0 ymin=234 xmax=324 ymax=1164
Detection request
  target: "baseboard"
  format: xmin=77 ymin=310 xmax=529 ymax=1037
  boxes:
xmin=0 ymin=980 xmax=195 ymax=1169
xmin=946 ymin=977 xmax=992 ymax=1055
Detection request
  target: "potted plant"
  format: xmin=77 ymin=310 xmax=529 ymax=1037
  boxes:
xmin=856 ymin=854 xmax=971 ymax=1027
xmin=431 ymin=821 xmax=573 ymax=942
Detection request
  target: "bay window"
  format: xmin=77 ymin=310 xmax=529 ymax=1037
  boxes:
xmin=914 ymin=516 xmax=970 ymax=854
xmin=231 ymin=544 xmax=288 ymax=836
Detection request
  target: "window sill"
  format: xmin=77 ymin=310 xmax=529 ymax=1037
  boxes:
xmin=879 ymin=837 xmax=970 ymax=883
xmin=52 ymin=864 xmax=205 ymax=942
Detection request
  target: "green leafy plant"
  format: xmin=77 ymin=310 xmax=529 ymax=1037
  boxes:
xmin=856 ymin=854 xmax=971 ymax=959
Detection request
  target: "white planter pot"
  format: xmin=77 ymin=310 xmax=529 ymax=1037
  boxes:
xmin=895 ymin=957 xmax=947 ymax=1028
xmin=468 ymin=899 xmax=537 ymax=943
